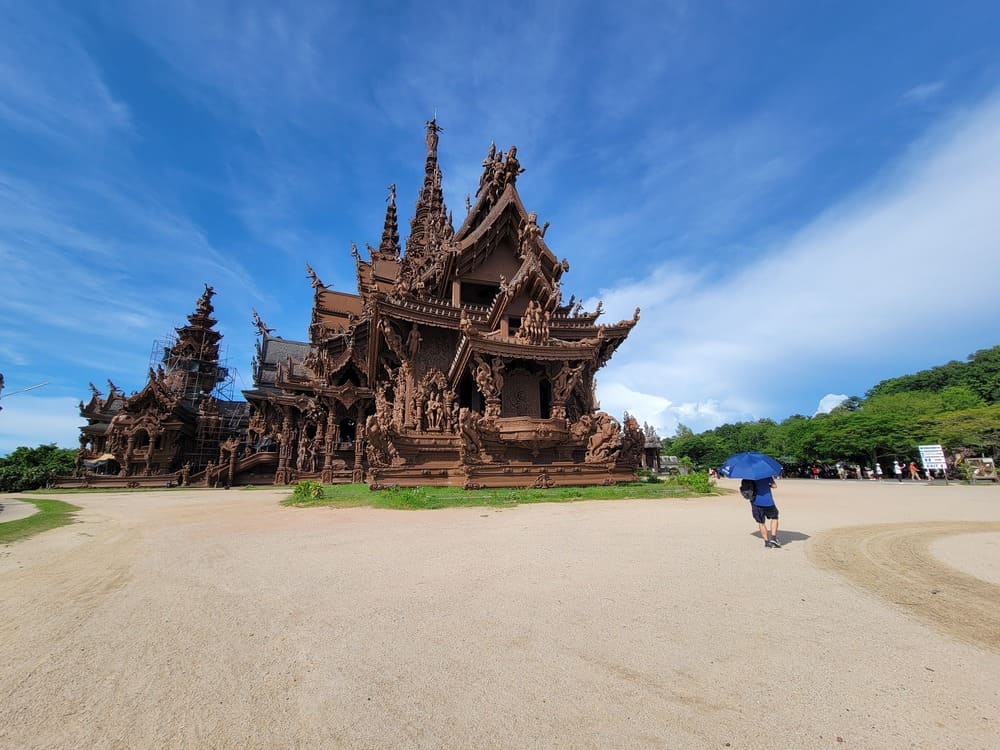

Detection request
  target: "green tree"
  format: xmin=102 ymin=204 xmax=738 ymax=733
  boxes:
xmin=669 ymin=432 xmax=730 ymax=471
xmin=867 ymin=345 xmax=1000 ymax=403
xmin=0 ymin=444 xmax=76 ymax=492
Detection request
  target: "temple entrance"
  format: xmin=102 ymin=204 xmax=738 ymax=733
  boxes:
xmin=501 ymin=366 xmax=550 ymax=418
xmin=457 ymin=372 xmax=482 ymax=413
xmin=339 ymin=418 xmax=356 ymax=445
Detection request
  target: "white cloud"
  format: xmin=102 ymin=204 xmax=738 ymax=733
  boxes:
xmin=815 ymin=394 xmax=849 ymax=415
xmin=902 ymin=81 xmax=946 ymax=103
xmin=0 ymin=5 xmax=130 ymax=141
xmin=594 ymin=93 xmax=1000 ymax=435
xmin=0 ymin=395 xmax=81 ymax=455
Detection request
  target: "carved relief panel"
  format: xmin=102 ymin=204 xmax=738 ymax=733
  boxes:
xmin=501 ymin=367 xmax=540 ymax=418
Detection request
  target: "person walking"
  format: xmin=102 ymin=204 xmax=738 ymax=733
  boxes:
xmin=893 ymin=460 xmax=903 ymax=482
xmin=875 ymin=462 xmax=884 ymax=481
xmin=909 ymin=461 xmax=920 ymax=481
xmin=750 ymin=476 xmax=781 ymax=548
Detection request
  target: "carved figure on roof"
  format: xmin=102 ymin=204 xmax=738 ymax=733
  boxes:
xmin=478 ymin=142 xmax=497 ymax=195
xmin=388 ymin=182 xmax=396 ymax=204
xmin=426 ymin=118 xmax=443 ymax=152
xmin=306 ymin=263 xmax=325 ymax=289
xmin=89 ymin=382 xmax=101 ymax=398
xmin=251 ymin=308 xmax=274 ymax=336
xmin=518 ymin=211 xmax=549 ymax=258
xmin=516 ymin=300 xmax=551 ymax=346
xmin=504 ymin=145 xmax=525 ymax=185
xmin=490 ymin=149 xmax=506 ymax=197
xmin=197 ymin=284 xmax=215 ymax=315
xmin=465 ymin=194 xmax=471 ymax=213
xmin=107 ymin=380 xmax=119 ymax=395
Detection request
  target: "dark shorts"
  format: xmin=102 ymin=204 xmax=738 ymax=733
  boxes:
xmin=751 ymin=503 xmax=779 ymax=523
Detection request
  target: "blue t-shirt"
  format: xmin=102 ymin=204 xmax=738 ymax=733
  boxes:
xmin=753 ymin=478 xmax=775 ymax=506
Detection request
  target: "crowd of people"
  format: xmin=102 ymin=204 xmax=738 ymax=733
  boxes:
xmin=787 ymin=460 xmax=945 ymax=481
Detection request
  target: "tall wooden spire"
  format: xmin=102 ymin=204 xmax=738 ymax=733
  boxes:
xmin=165 ymin=284 xmax=224 ymax=401
xmin=405 ymin=118 xmax=451 ymax=259
xmin=378 ymin=183 xmax=401 ymax=257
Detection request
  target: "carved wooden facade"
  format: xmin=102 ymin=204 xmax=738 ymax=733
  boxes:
xmin=64 ymin=122 xmax=641 ymax=488
xmin=70 ymin=286 xmax=249 ymax=488
xmin=243 ymin=121 xmax=641 ymax=488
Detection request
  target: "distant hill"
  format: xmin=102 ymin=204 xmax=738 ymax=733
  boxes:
xmin=867 ymin=346 xmax=1000 ymax=404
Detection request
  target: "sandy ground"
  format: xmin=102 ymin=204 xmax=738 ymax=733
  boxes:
xmin=0 ymin=498 xmax=39 ymax=523
xmin=1 ymin=479 xmax=999 ymax=749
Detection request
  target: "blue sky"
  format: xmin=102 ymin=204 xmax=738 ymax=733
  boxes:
xmin=2 ymin=0 xmax=1000 ymax=453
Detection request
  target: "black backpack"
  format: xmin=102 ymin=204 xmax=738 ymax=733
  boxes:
xmin=739 ymin=479 xmax=757 ymax=501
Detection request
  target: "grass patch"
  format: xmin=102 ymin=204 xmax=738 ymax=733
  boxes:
xmin=282 ymin=473 xmax=718 ymax=510
xmin=0 ymin=497 xmax=81 ymax=545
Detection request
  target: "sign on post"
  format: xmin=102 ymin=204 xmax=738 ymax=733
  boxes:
xmin=918 ymin=444 xmax=948 ymax=483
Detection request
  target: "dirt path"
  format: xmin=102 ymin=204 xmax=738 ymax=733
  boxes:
xmin=1 ymin=482 xmax=999 ymax=748
xmin=809 ymin=521 xmax=1000 ymax=653
xmin=0 ymin=498 xmax=39 ymax=523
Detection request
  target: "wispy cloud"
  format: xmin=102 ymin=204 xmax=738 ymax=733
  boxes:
xmin=0 ymin=3 xmax=129 ymax=142
xmin=595 ymin=93 xmax=1000 ymax=434
xmin=902 ymin=81 xmax=946 ymax=104
xmin=0 ymin=168 xmax=267 ymax=391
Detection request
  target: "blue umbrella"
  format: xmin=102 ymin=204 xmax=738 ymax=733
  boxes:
xmin=719 ymin=451 xmax=783 ymax=480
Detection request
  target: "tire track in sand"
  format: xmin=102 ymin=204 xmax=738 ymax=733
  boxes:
xmin=808 ymin=521 xmax=1000 ymax=653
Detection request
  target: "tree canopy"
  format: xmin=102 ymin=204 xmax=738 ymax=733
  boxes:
xmin=0 ymin=444 xmax=76 ymax=492
xmin=663 ymin=345 xmax=1000 ymax=472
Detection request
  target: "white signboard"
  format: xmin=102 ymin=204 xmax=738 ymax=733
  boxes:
xmin=918 ymin=444 xmax=948 ymax=470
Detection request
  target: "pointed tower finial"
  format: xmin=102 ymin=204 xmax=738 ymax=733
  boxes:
xmin=378 ymin=183 xmax=401 ymax=256
xmin=426 ymin=117 xmax=442 ymax=155
xmin=407 ymin=119 xmax=450 ymax=259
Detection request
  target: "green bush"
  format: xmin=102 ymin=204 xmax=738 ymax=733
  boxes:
xmin=0 ymin=444 xmax=76 ymax=493
xmin=666 ymin=471 xmax=712 ymax=493
xmin=291 ymin=480 xmax=324 ymax=502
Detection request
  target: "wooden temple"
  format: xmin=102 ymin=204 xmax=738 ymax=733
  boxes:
xmin=65 ymin=121 xmax=642 ymax=488
xmin=71 ymin=285 xmax=249 ymax=487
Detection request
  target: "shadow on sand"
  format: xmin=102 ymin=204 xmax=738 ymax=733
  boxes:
xmin=751 ymin=529 xmax=811 ymax=545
